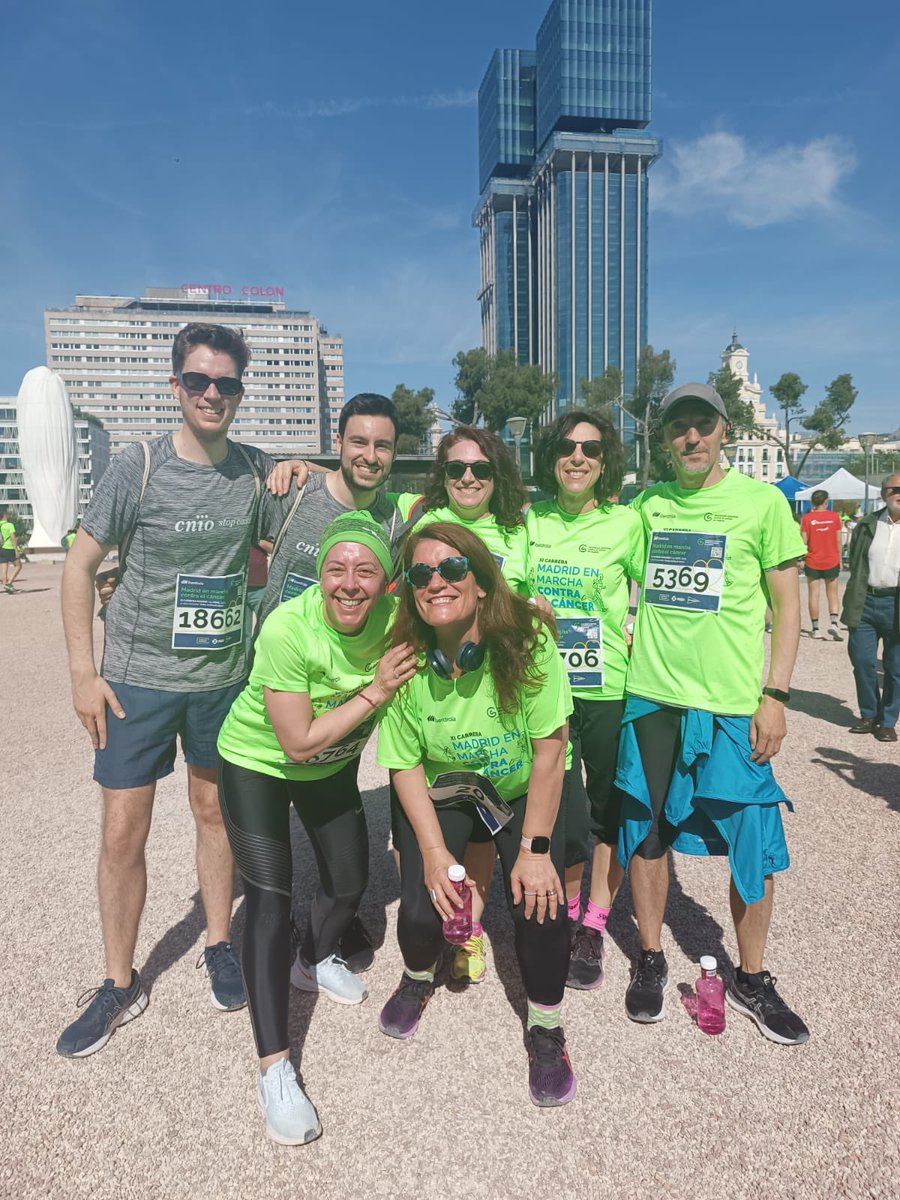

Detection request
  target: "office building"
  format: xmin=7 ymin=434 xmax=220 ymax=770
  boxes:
xmin=44 ymin=288 xmax=344 ymax=457
xmin=476 ymin=1 xmax=661 ymax=424
xmin=0 ymin=398 xmax=111 ymax=534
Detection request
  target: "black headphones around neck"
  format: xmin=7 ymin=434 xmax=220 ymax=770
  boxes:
xmin=427 ymin=641 xmax=485 ymax=679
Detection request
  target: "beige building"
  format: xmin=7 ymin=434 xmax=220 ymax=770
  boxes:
xmin=45 ymin=287 xmax=344 ymax=457
xmin=720 ymin=334 xmax=786 ymax=483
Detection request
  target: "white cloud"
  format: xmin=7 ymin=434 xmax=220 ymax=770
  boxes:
xmin=651 ymin=131 xmax=857 ymax=227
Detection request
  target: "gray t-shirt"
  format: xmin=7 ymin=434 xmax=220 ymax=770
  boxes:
xmin=82 ymin=434 xmax=273 ymax=692
xmin=258 ymin=472 xmax=409 ymax=625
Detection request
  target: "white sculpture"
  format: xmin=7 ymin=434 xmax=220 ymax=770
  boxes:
xmin=17 ymin=366 xmax=77 ymax=549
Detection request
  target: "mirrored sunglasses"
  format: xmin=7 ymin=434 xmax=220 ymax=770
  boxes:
xmin=405 ymin=556 xmax=470 ymax=588
xmin=558 ymin=438 xmax=602 ymax=459
xmin=445 ymin=460 xmax=494 ymax=481
xmin=177 ymin=371 xmax=244 ymax=397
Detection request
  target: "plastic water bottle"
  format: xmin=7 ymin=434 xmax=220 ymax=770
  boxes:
xmin=442 ymin=865 xmax=473 ymax=945
xmin=696 ymin=955 xmax=726 ymax=1035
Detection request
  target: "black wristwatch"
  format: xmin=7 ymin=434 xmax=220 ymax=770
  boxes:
xmin=762 ymin=686 xmax=791 ymax=704
xmin=520 ymin=835 xmax=551 ymax=855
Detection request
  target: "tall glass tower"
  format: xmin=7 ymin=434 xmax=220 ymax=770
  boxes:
xmin=475 ymin=0 xmax=661 ymax=425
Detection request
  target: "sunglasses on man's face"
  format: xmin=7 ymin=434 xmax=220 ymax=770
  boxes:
xmin=885 ymin=486 xmax=900 ymax=496
xmin=558 ymin=438 xmax=602 ymax=460
xmin=177 ymin=371 xmax=244 ymax=397
xmin=445 ymin=460 xmax=494 ymax=481
xmin=405 ymin=556 xmax=470 ymax=588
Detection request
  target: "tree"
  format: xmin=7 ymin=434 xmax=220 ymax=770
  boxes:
xmin=708 ymin=366 xmax=756 ymax=436
xmin=760 ymin=372 xmax=856 ymax=477
xmin=390 ymin=383 xmax=435 ymax=455
xmin=580 ymin=366 xmax=623 ymax=417
xmin=580 ymin=348 xmax=676 ymax=486
xmin=451 ymin=348 xmax=556 ymax=432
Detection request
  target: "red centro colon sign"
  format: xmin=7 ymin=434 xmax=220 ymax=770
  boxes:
xmin=180 ymin=284 xmax=284 ymax=298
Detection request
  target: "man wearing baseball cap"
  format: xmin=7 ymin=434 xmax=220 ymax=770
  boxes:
xmin=615 ymin=382 xmax=810 ymax=1044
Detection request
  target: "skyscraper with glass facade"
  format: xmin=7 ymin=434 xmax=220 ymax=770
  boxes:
xmin=476 ymin=0 xmax=661 ymax=423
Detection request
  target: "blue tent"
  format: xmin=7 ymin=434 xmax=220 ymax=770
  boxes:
xmin=773 ymin=475 xmax=813 ymax=512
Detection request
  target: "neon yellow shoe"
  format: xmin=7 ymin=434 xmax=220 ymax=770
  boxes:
xmin=451 ymin=929 xmax=487 ymax=985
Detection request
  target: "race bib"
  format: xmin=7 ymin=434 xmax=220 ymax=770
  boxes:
xmin=557 ymin=617 xmax=603 ymax=688
xmin=280 ymin=713 xmax=375 ymax=768
xmin=172 ymin=571 xmax=245 ymax=650
xmin=492 ymin=553 xmax=506 ymax=571
xmin=280 ymin=573 xmax=317 ymax=605
xmin=644 ymin=531 xmax=726 ymax=613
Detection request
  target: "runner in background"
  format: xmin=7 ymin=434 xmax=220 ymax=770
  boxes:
xmin=527 ymin=410 xmax=645 ymax=990
xmin=800 ymin=490 xmax=843 ymax=640
xmin=617 ymin=383 xmax=809 ymax=1046
xmin=217 ymin=514 xmax=417 ymax=1145
xmin=0 ymin=508 xmax=22 ymax=593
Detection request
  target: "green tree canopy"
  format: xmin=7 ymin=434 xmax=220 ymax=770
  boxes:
xmin=579 ymin=366 xmax=623 ymax=417
xmin=390 ymin=383 xmax=435 ymax=455
xmin=451 ymin=348 xmax=556 ymax=432
xmin=761 ymin=371 xmax=856 ymax=477
xmin=708 ymin=366 xmax=756 ymax=436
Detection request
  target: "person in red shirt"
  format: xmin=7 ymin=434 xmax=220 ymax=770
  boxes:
xmin=800 ymin=490 xmax=843 ymax=640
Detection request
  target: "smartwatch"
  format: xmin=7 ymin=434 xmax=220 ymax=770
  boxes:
xmin=520 ymin=835 xmax=551 ymax=855
xmin=762 ymin=686 xmax=791 ymax=704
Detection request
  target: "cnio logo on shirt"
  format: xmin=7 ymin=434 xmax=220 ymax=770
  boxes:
xmin=218 ymin=517 xmax=252 ymax=529
xmin=174 ymin=513 xmax=215 ymax=532
xmin=294 ymin=540 xmax=319 ymax=555
xmin=579 ymin=543 xmax=609 ymax=555
xmin=703 ymin=513 xmax=737 ymax=523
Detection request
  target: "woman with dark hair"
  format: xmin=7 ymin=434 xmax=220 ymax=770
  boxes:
xmin=376 ymin=522 xmax=576 ymax=1107
xmin=527 ymin=409 xmax=645 ymax=991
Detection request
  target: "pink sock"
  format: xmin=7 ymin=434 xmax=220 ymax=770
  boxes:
xmin=567 ymin=895 xmax=582 ymax=922
xmin=583 ymin=901 xmax=610 ymax=934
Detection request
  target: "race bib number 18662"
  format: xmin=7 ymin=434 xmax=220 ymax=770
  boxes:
xmin=644 ymin=531 xmax=726 ymax=613
xmin=172 ymin=571 xmax=245 ymax=650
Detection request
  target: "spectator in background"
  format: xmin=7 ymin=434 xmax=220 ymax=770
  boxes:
xmin=800 ymin=490 xmax=843 ymax=640
xmin=1 ymin=508 xmax=22 ymax=593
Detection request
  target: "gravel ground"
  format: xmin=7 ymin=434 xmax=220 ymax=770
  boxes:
xmin=2 ymin=563 xmax=897 ymax=1200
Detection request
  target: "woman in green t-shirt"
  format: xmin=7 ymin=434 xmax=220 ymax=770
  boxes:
xmin=216 ymin=513 xmax=417 ymax=1147
xmin=376 ymin=522 xmax=577 ymax=1107
xmin=528 ymin=410 xmax=645 ymax=992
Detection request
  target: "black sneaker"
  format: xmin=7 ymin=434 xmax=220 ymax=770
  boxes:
xmin=566 ymin=925 xmax=605 ymax=990
xmin=378 ymin=974 xmax=434 ymax=1039
xmin=198 ymin=942 xmax=246 ymax=1011
xmin=525 ymin=1026 xmax=576 ymax=1106
xmin=726 ymin=969 xmax=809 ymax=1045
xmin=56 ymin=970 xmax=148 ymax=1058
xmin=625 ymin=949 xmax=668 ymax=1022
xmin=338 ymin=915 xmax=375 ymax=974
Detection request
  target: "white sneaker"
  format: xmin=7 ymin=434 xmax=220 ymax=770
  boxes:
xmin=291 ymin=951 xmax=368 ymax=1005
xmin=257 ymin=1058 xmax=322 ymax=1146
xmin=812 ymin=627 xmax=825 ymax=639
xmin=829 ymin=625 xmax=843 ymax=641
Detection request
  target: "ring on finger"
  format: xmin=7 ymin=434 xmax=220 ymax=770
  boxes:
xmin=429 ymin=888 xmax=437 ymax=901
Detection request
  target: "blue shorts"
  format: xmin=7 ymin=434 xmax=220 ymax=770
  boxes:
xmin=93 ymin=680 xmax=246 ymax=789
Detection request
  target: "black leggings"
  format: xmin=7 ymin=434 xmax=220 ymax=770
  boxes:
xmin=218 ymin=757 xmax=368 ymax=1058
xmin=391 ymin=790 xmax=570 ymax=1007
xmin=631 ymin=707 xmax=681 ymax=860
xmin=564 ymin=696 xmax=626 ymax=865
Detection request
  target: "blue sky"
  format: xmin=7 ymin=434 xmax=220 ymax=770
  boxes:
xmin=1 ymin=0 xmax=897 ymax=433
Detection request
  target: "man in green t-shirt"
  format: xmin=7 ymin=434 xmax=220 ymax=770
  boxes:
xmin=617 ymin=383 xmax=809 ymax=1046
xmin=0 ymin=509 xmax=22 ymax=593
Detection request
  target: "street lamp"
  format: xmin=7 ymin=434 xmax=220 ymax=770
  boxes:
xmin=507 ymin=416 xmax=527 ymax=478
xmin=858 ymin=432 xmax=879 ymax=514
xmin=722 ymin=441 xmax=737 ymax=469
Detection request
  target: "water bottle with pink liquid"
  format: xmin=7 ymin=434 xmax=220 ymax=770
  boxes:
xmin=696 ymin=955 xmax=726 ymax=1035
xmin=442 ymin=865 xmax=473 ymax=945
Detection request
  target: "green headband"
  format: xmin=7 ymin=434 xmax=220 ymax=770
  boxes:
xmin=316 ymin=512 xmax=393 ymax=579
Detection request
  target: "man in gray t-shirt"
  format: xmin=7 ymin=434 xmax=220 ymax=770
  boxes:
xmin=258 ymin=395 xmax=410 ymax=627
xmin=58 ymin=322 xmax=286 ymax=1058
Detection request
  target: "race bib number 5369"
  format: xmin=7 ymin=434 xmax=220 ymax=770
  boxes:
xmin=644 ymin=531 xmax=726 ymax=613
xmin=172 ymin=571 xmax=245 ymax=650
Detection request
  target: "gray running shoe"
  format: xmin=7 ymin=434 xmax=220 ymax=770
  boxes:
xmin=257 ymin=1059 xmax=322 ymax=1146
xmin=828 ymin=625 xmax=844 ymax=641
xmin=625 ymin=949 xmax=668 ymax=1022
xmin=198 ymin=942 xmax=246 ymax=1011
xmin=56 ymin=970 xmax=148 ymax=1058
xmin=566 ymin=925 xmax=605 ymax=990
xmin=291 ymin=951 xmax=368 ymax=1005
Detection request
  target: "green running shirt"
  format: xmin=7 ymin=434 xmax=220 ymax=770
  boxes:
xmin=217 ymin=584 xmax=395 ymax=781
xmin=377 ymin=626 xmax=572 ymax=802
xmin=526 ymin=501 xmax=645 ymax=700
xmin=627 ymin=470 xmax=806 ymax=716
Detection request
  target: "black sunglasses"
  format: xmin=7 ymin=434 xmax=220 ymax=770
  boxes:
xmin=405 ymin=556 xmax=470 ymax=588
xmin=558 ymin=437 xmax=602 ymax=459
xmin=177 ymin=371 xmax=244 ymax=397
xmin=885 ymin=486 xmax=900 ymax=496
xmin=445 ymin=460 xmax=494 ymax=481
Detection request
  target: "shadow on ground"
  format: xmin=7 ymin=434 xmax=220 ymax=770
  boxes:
xmin=812 ymin=746 xmax=900 ymax=814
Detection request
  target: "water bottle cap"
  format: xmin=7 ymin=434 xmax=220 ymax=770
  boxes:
xmin=448 ymin=864 xmax=466 ymax=883
xmin=700 ymin=955 xmax=718 ymax=972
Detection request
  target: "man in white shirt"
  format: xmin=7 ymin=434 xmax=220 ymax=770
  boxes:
xmin=842 ymin=474 xmax=900 ymax=742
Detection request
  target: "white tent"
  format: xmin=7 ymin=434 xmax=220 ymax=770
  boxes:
xmin=17 ymin=366 xmax=77 ymax=548
xmin=794 ymin=467 xmax=870 ymax=502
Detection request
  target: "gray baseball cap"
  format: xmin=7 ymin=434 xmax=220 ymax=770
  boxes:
xmin=659 ymin=382 xmax=728 ymax=422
